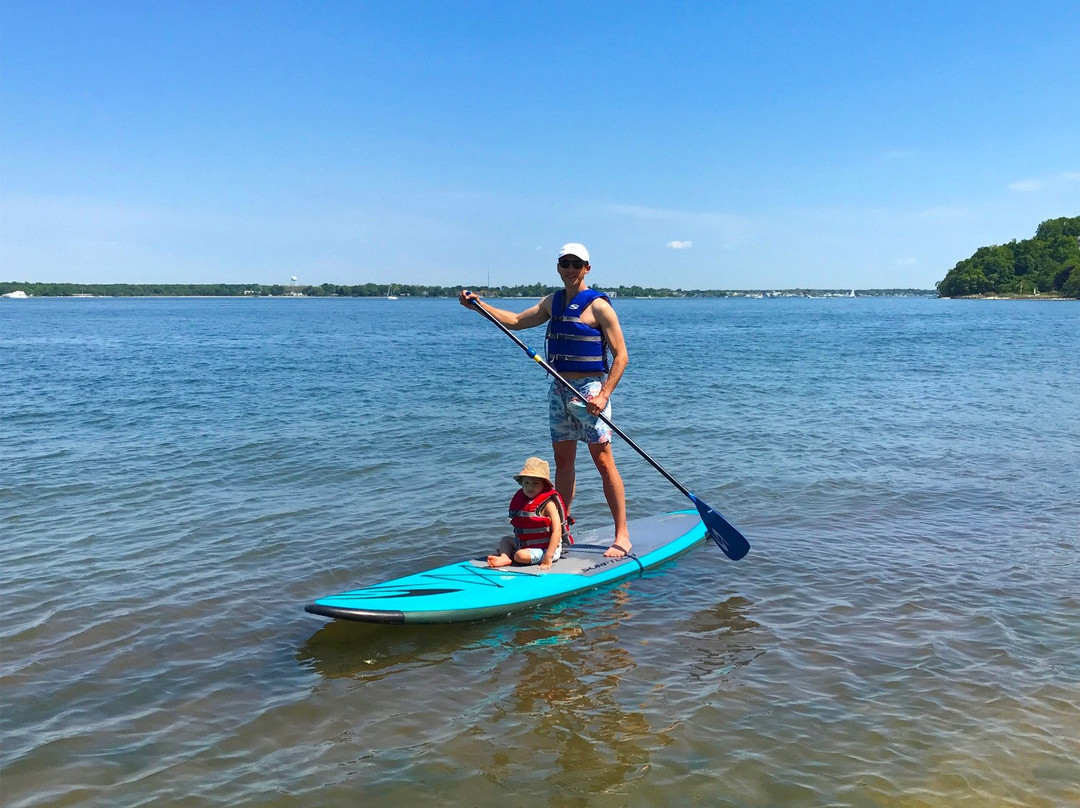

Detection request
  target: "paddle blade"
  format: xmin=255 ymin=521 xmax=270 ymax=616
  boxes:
xmin=689 ymin=493 xmax=750 ymax=561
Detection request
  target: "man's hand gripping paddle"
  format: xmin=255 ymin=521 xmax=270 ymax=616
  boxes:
xmin=465 ymin=292 xmax=750 ymax=561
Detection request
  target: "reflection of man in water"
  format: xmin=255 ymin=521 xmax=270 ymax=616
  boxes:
xmin=475 ymin=593 xmax=760 ymax=795
xmin=484 ymin=591 xmax=651 ymax=793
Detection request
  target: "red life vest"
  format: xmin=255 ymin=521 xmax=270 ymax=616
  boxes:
xmin=508 ymin=488 xmax=570 ymax=550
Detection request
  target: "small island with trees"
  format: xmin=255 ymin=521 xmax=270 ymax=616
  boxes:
xmin=936 ymin=216 xmax=1080 ymax=299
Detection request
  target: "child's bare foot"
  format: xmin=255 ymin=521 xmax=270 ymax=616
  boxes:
xmin=488 ymin=554 xmax=513 ymax=568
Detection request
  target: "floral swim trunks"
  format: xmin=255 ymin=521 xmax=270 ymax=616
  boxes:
xmin=548 ymin=377 xmax=613 ymax=444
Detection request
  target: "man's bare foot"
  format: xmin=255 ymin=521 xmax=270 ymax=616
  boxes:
xmin=603 ymin=539 xmax=631 ymax=558
xmin=488 ymin=554 xmax=513 ymax=568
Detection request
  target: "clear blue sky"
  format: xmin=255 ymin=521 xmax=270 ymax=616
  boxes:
xmin=2 ymin=1 xmax=1077 ymax=290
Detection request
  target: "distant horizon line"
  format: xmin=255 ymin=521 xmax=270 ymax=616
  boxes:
xmin=1 ymin=281 xmax=937 ymax=294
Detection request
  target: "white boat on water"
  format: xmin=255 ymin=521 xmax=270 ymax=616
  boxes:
xmin=2 ymin=290 xmax=28 ymax=299
xmin=386 ymin=284 xmax=398 ymax=300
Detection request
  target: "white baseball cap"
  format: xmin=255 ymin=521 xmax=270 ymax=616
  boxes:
xmin=558 ymin=243 xmax=590 ymax=263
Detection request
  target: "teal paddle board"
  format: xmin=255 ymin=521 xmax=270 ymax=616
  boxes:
xmin=305 ymin=510 xmax=706 ymax=624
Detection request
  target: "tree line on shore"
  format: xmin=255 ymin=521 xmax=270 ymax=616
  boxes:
xmin=0 ymin=280 xmax=933 ymax=299
xmin=936 ymin=216 xmax=1080 ymax=298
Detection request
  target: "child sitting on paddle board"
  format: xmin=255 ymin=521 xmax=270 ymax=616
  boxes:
xmin=488 ymin=457 xmax=568 ymax=570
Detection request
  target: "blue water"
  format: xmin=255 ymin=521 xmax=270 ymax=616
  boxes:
xmin=2 ymin=296 xmax=1078 ymax=807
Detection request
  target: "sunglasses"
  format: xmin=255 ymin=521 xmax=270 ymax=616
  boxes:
xmin=558 ymin=258 xmax=586 ymax=269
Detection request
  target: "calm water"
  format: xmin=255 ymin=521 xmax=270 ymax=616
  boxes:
xmin=1 ymin=296 xmax=1078 ymax=807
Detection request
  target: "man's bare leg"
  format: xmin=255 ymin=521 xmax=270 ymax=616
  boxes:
xmin=589 ymin=442 xmax=630 ymax=556
xmin=552 ymin=440 xmax=578 ymax=515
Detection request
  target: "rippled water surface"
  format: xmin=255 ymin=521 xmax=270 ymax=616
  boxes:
xmin=2 ymin=296 xmax=1078 ymax=807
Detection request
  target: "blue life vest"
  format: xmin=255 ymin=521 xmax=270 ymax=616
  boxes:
xmin=545 ymin=289 xmax=611 ymax=374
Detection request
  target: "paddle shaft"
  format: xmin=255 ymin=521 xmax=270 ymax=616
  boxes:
xmin=465 ymin=293 xmax=749 ymax=560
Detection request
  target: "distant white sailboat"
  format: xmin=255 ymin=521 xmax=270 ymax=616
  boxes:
xmin=386 ymin=284 xmax=398 ymax=300
xmin=849 ymin=289 xmax=856 ymax=297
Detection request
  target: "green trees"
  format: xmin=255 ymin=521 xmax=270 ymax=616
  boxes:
xmin=937 ymin=216 xmax=1080 ymax=298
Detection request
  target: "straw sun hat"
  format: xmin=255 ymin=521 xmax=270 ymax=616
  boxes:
xmin=513 ymin=457 xmax=554 ymax=489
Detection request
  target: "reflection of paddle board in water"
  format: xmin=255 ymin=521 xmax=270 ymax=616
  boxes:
xmin=305 ymin=511 xmax=706 ymax=624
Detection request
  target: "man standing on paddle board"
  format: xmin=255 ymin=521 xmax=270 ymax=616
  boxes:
xmin=459 ymin=243 xmax=631 ymax=558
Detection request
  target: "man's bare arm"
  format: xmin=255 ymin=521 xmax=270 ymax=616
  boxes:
xmin=589 ymin=299 xmax=628 ymax=410
xmin=458 ymin=290 xmax=552 ymax=330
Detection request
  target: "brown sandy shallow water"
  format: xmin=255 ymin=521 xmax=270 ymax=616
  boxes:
xmin=2 ymin=296 xmax=1077 ymax=806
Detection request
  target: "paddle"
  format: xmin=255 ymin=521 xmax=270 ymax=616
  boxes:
xmin=464 ymin=293 xmax=750 ymax=561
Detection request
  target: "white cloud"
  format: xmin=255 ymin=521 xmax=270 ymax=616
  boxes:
xmin=921 ymin=206 xmax=970 ymax=220
xmin=1009 ymin=179 xmax=1043 ymax=193
xmin=666 ymin=240 xmax=693 ymax=249
xmin=605 ymin=203 xmax=755 ymax=249
xmin=1009 ymin=171 xmax=1080 ymax=193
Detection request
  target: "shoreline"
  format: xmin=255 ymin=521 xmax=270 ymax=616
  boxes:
xmin=5 ymin=288 xmax=1074 ymax=301
xmin=2 ymin=293 xmax=945 ymax=301
xmin=949 ymin=294 xmax=1075 ymax=301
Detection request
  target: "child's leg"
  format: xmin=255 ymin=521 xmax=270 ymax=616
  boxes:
xmin=512 ymin=544 xmax=562 ymax=566
xmin=488 ymin=536 xmax=516 ymax=567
